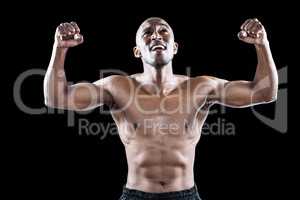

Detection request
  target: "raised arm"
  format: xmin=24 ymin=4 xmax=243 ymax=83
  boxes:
xmin=43 ymin=22 xmax=113 ymax=111
xmin=207 ymin=18 xmax=278 ymax=108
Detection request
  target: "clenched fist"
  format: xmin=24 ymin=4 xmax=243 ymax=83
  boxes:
xmin=55 ymin=22 xmax=83 ymax=48
xmin=238 ymin=18 xmax=268 ymax=45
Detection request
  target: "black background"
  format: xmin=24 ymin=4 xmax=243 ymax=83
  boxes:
xmin=6 ymin=1 xmax=294 ymax=199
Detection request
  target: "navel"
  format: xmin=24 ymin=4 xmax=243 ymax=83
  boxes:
xmin=133 ymin=123 xmax=140 ymax=130
xmin=184 ymin=121 xmax=189 ymax=130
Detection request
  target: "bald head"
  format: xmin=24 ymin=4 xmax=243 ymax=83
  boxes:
xmin=135 ymin=17 xmax=174 ymax=45
xmin=139 ymin=17 xmax=171 ymax=28
xmin=133 ymin=17 xmax=178 ymax=68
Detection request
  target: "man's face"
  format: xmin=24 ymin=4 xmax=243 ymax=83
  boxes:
xmin=134 ymin=18 xmax=178 ymax=68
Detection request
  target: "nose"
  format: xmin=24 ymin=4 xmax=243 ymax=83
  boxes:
xmin=150 ymin=30 xmax=162 ymax=40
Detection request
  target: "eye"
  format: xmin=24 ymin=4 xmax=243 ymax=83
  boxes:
xmin=160 ymin=28 xmax=169 ymax=34
xmin=143 ymin=31 xmax=152 ymax=37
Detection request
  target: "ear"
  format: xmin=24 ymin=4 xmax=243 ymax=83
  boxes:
xmin=173 ymin=42 xmax=179 ymax=55
xmin=133 ymin=46 xmax=141 ymax=58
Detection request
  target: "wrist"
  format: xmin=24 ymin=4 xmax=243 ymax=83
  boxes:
xmin=255 ymin=39 xmax=269 ymax=49
xmin=53 ymin=41 xmax=69 ymax=52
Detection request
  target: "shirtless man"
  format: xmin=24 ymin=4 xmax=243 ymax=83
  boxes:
xmin=44 ymin=17 xmax=278 ymax=200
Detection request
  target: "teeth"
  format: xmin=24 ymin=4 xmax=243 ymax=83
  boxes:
xmin=152 ymin=45 xmax=165 ymax=50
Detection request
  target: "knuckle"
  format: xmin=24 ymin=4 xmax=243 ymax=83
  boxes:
xmin=71 ymin=21 xmax=77 ymax=26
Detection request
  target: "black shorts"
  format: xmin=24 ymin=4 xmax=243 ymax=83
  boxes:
xmin=119 ymin=185 xmax=202 ymax=200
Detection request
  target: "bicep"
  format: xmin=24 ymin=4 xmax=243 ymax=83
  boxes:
xmin=210 ymin=78 xmax=264 ymax=108
xmin=64 ymin=81 xmax=113 ymax=111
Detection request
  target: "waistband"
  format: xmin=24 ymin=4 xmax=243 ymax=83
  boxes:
xmin=122 ymin=185 xmax=199 ymax=199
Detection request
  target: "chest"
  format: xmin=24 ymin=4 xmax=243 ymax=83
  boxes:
xmin=112 ymin=81 xmax=210 ymax=125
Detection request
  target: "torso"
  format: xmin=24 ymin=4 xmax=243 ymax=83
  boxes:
xmin=106 ymin=74 xmax=214 ymax=193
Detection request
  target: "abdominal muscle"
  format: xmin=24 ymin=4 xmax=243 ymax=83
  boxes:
xmin=124 ymin=133 xmax=197 ymax=193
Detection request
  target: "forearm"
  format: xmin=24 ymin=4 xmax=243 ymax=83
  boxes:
xmin=43 ymin=45 xmax=69 ymax=106
xmin=252 ymin=42 xmax=278 ymax=101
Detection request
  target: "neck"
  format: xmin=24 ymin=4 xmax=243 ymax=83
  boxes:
xmin=142 ymin=62 xmax=175 ymax=86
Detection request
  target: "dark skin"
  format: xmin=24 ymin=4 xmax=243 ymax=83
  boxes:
xmin=44 ymin=18 xmax=278 ymax=192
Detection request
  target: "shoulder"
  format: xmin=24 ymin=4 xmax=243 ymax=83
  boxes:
xmin=129 ymin=73 xmax=143 ymax=79
xmin=94 ymin=75 xmax=133 ymax=85
xmin=186 ymin=76 xmax=229 ymax=96
xmin=174 ymin=74 xmax=190 ymax=83
xmin=128 ymin=73 xmax=143 ymax=83
xmin=195 ymin=75 xmax=217 ymax=81
xmin=174 ymin=74 xmax=189 ymax=79
xmin=94 ymin=74 xmax=141 ymax=96
xmin=193 ymin=75 xmax=227 ymax=86
xmin=187 ymin=75 xmax=217 ymax=86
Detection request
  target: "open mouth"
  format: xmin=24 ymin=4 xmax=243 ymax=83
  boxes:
xmin=150 ymin=44 xmax=166 ymax=51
